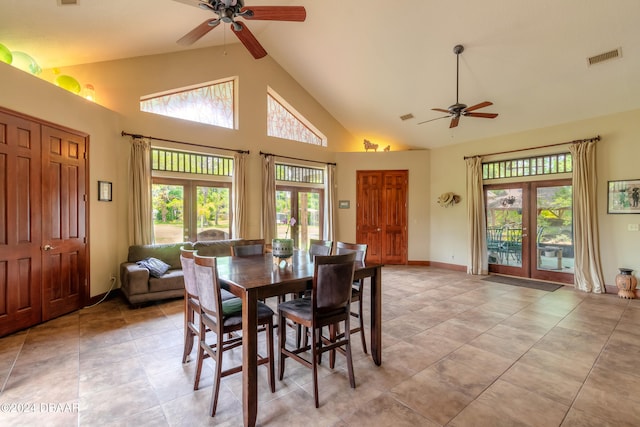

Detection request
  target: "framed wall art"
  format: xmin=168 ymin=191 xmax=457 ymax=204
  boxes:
xmin=98 ymin=181 xmax=112 ymax=202
xmin=607 ymin=179 xmax=640 ymax=213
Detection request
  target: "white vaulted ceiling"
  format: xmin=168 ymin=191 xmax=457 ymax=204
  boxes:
xmin=1 ymin=0 xmax=639 ymax=149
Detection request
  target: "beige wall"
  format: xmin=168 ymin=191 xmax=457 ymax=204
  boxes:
xmin=2 ymin=45 xmax=639 ymax=297
xmin=335 ymin=150 xmax=431 ymax=262
xmin=429 ymin=109 xmax=640 ymax=285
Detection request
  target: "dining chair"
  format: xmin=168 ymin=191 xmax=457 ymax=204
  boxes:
xmin=308 ymin=239 xmax=333 ymax=258
xmin=277 ymin=252 xmax=357 ymax=408
xmin=180 ymin=248 xmax=236 ymax=364
xmin=193 ymin=254 xmax=276 ymax=417
xmin=230 ymin=239 xmax=265 ymax=256
xmin=334 ymin=241 xmax=368 ymax=356
xmin=486 ymin=226 xmax=504 ymax=264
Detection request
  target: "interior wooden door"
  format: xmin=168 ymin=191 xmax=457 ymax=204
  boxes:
xmin=356 ymin=170 xmax=407 ymax=264
xmin=0 ymin=110 xmax=43 ymax=336
xmin=41 ymin=125 xmax=87 ymax=321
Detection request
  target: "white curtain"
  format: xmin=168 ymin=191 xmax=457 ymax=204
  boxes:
xmin=232 ymin=152 xmax=247 ymax=239
xmin=325 ymin=164 xmax=337 ymax=242
xmin=466 ymin=156 xmax=488 ymax=275
xmin=128 ymin=137 xmax=153 ymax=245
xmin=261 ymin=155 xmax=277 ymax=242
xmin=570 ymin=141 xmax=606 ymax=293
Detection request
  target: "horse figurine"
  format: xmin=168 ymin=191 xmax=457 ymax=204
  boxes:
xmin=363 ymin=139 xmax=378 ymax=152
xmin=383 ymin=145 xmax=390 ymax=152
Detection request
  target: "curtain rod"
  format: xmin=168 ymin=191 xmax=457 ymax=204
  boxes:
xmin=463 ymin=135 xmax=600 ymax=160
xmin=121 ymin=131 xmax=249 ymax=154
xmin=260 ymin=151 xmax=336 ymax=166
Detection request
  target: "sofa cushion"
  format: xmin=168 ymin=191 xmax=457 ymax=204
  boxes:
xmin=137 ymin=257 xmax=171 ymax=278
xmin=148 ymin=269 xmax=184 ymax=293
xmin=128 ymin=242 xmax=192 ymax=269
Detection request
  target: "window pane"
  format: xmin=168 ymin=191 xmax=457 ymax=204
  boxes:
xmin=536 ymin=185 xmax=573 ymax=273
xmin=141 ymin=80 xmax=234 ymax=129
xmin=152 ymin=184 xmax=184 ymax=243
xmin=296 ymin=191 xmax=320 ymax=250
xmin=276 ymin=190 xmax=293 ymax=239
xmin=196 ymin=186 xmax=230 ymax=240
xmin=267 ymin=92 xmax=326 ymax=146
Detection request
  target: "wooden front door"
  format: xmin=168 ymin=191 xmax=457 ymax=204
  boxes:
xmin=41 ymin=125 xmax=87 ymax=321
xmin=0 ymin=111 xmax=43 ymax=336
xmin=0 ymin=109 xmax=87 ymax=335
xmin=356 ymin=170 xmax=407 ymax=264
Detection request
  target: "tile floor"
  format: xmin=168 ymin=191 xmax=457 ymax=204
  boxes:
xmin=1 ymin=266 xmax=639 ymax=426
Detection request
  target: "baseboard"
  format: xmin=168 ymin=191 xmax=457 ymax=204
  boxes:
xmin=86 ymin=288 xmax=122 ymax=306
xmin=407 ymin=260 xmax=430 ymax=266
xmin=424 ymin=261 xmax=467 ymax=272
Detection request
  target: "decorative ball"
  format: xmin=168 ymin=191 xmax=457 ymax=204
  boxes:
xmin=10 ymin=51 xmax=41 ymax=75
xmin=0 ymin=43 xmax=12 ymax=64
xmin=55 ymin=75 xmax=82 ymax=94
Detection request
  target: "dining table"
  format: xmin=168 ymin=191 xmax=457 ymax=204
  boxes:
xmin=215 ymin=250 xmax=383 ymax=427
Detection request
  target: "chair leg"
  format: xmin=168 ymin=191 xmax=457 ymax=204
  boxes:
xmin=267 ymin=319 xmax=276 ymax=393
xmin=182 ymin=303 xmax=194 ymax=363
xmin=328 ymin=324 xmax=337 ymax=369
xmin=311 ymin=327 xmax=320 ymax=408
xmin=194 ymin=321 xmax=206 ymax=390
xmin=278 ymin=313 xmax=286 ymax=381
xmin=344 ymin=318 xmax=356 ymax=389
xmin=358 ymin=291 xmax=367 ymax=354
xmin=209 ymin=334 xmax=224 ymax=417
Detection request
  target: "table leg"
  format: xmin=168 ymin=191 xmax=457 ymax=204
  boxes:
xmin=370 ymin=266 xmax=382 ymax=366
xmin=242 ymin=290 xmax=258 ymax=427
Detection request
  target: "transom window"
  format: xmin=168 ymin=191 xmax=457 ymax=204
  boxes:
xmin=152 ymin=148 xmax=233 ymax=176
xmin=140 ymin=78 xmax=236 ymax=129
xmin=267 ymin=87 xmax=326 ymax=146
xmin=483 ymin=152 xmax=572 ymax=180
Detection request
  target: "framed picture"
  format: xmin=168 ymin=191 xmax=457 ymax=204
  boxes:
xmin=607 ymin=179 xmax=640 ymax=213
xmin=98 ymin=181 xmax=112 ymax=202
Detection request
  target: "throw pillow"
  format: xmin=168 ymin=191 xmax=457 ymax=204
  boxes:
xmin=221 ymin=297 xmax=242 ymax=316
xmin=137 ymin=257 xmax=171 ymax=278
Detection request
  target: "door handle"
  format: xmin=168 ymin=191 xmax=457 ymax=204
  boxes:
xmin=43 ymin=244 xmax=55 ymax=251
xmin=377 ymin=228 xmax=381 ymax=232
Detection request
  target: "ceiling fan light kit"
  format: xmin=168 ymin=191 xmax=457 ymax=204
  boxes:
xmin=175 ymin=0 xmax=306 ymax=59
xmin=419 ymin=44 xmax=498 ymax=128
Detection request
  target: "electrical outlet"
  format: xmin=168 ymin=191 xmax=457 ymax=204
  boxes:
xmin=628 ymin=224 xmax=639 ymax=232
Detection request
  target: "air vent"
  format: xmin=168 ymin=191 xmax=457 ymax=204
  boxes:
xmin=58 ymin=0 xmax=78 ymax=5
xmin=399 ymin=113 xmax=414 ymax=121
xmin=587 ymin=48 xmax=622 ymax=66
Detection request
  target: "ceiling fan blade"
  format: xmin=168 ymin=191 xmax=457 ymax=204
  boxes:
xmin=465 ymin=101 xmax=493 ymax=112
xmin=465 ymin=112 xmax=499 ymax=118
xmin=417 ymin=115 xmax=450 ymax=125
xmin=431 ymin=108 xmax=450 ymax=114
xmin=241 ymin=6 xmax=306 ymax=21
xmin=177 ymin=19 xmax=220 ymax=46
xmin=231 ymin=22 xmax=268 ymax=59
xmin=449 ymin=116 xmax=460 ymax=128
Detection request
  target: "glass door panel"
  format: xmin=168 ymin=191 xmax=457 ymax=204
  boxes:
xmin=195 ymin=186 xmax=230 ymax=240
xmin=531 ymin=181 xmax=574 ymax=282
xmin=152 ymin=183 xmax=185 ymax=243
xmin=296 ymin=191 xmax=321 ymax=250
xmin=276 ymin=190 xmax=293 ymax=240
xmin=485 ymin=187 xmax=525 ymax=270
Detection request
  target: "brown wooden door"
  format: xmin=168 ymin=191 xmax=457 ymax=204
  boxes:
xmin=356 ymin=170 xmax=407 ymax=264
xmin=0 ymin=111 xmax=43 ymax=336
xmin=41 ymin=125 xmax=87 ymax=321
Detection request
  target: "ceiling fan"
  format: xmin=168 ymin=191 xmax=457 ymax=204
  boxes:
xmin=418 ymin=44 xmax=498 ymax=128
xmin=173 ymin=0 xmax=306 ymax=59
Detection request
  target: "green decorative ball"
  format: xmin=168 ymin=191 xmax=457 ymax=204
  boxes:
xmin=0 ymin=43 xmax=12 ymax=64
xmin=55 ymin=75 xmax=82 ymax=94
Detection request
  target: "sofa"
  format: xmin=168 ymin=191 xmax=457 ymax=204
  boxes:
xmin=119 ymin=239 xmax=263 ymax=305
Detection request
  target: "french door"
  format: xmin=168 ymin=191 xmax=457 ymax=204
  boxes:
xmin=275 ymin=186 xmax=324 ymax=250
xmin=485 ymin=179 xmax=574 ymax=284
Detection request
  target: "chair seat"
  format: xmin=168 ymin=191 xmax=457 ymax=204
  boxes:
xmin=221 ymin=301 xmax=274 ymax=328
xmin=220 ymin=288 xmax=236 ymax=301
xmin=278 ymin=298 xmax=345 ymax=322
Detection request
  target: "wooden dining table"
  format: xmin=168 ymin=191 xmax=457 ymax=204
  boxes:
xmin=215 ymin=251 xmax=383 ymax=427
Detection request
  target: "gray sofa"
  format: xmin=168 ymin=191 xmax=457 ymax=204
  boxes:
xmin=119 ymin=239 xmax=261 ymax=305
